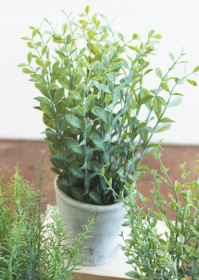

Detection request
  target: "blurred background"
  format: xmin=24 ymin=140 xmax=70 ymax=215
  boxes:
xmin=0 ymin=0 xmax=199 ymax=212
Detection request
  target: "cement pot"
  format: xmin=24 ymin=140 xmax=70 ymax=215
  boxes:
xmin=54 ymin=177 xmax=126 ymax=266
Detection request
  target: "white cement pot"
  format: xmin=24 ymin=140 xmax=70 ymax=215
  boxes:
xmin=54 ymin=177 xmax=126 ymax=266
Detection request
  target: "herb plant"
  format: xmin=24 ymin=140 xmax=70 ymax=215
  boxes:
xmin=0 ymin=164 xmax=94 ymax=280
xmin=18 ymin=6 xmax=198 ymax=205
xmin=121 ymin=152 xmax=199 ymax=280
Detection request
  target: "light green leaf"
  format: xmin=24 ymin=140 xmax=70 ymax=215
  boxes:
xmin=125 ymin=271 xmax=140 ymax=279
xmin=155 ymin=67 xmax=162 ymax=79
xmin=89 ymin=133 xmax=105 ymax=150
xmin=168 ymin=51 xmax=175 ymax=61
xmin=105 ymin=94 xmax=112 ymax=106
xmin=160 ymin=82 xmax=170 ymax=93
xmin=153 ymin=97 xmax=162 ymax=119
xmin=136 ymin=165 xmax=149 ymax=171
xmin=42 ymin=46 xmax=47 ymax=56
xmin=159 ymin=117 xmax=175 ymax=123
xmin=77 ymin=67 xmax=86 ymax=78
xmin=53 ymin=87 xmax=64 ymax=104
xmin=168 ymin=97 xmax=182 ymax=107
xmin=45 ymin=60 xmax=51 ymax=67
xmin=69 ymin=90 xmax=82 ymax=100
xmin=155 ymin=123 xmax=171 ymax=133
xmin=98 ymin=84 xmax=111 ymax=93
xmin=143 ymin=147 xmax=157 ymax=157
xmin=22 ymin=68 xmax=33 ymax=74
xmin=156 ymin=96 xmax=166 ymax=106
xmin=193 ymin=65 xmax=199 ymax=72
xmin=35 ymin=58 xmax=44 ymax=67
xmin=186 ymin=79 xmax=197 ymax=86
xmin=117 ymin=32 xmax=124 ymax=42
xmin=34 ymin=96 xmax=50 ymax=105
xmin=140 ymin=95 xmax=153 ymax=105
xmin=27 ymin=52 xmax=32 ymax=64
xmin=65 ymin=114 xmax=82 ymax=129
xmin=27 ymin=42 xmax=34 ymax=48
xmin=85 ymin=6 xmax=90 ymax=14
xmin=40 ymin=102 xmax=54 ymax=117
xmin=17 ymin=63 xmax=28 ymax=67
xmin=62 ymin=23 xmax=68 ymax=34
xmin=128 ymin=46 xmax=140 ymax=53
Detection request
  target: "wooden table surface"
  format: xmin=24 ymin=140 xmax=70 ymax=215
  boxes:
xmin=0 ymin=140 xmax=199 ymax=219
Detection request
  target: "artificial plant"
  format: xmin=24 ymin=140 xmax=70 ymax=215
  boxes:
xmin=18 ymin=6 xmax=198 ymax=205
xmin=121 ymin=152 xmax=199 ymax=280
xmin=0 ymin=164 xmax=94 ymax=280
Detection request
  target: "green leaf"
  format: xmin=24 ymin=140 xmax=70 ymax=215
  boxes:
xmin=191 ymin=247 xmax=198 ymax=257
xmin=34 ymin=96 xmax=50 ymax=105
xmin=117 ymin=32 xmax=124 ymax=42
xmin=186 ymin=79 xmax=197 ymax=86
xmin=65 ymin=138 xmax=83 ymax=155
xmin=17 ymin=63 xmax=28 ymax=67
xmin=136 ymin=165 xmax=149 ymax=171
xmin=153 ymin=97 xmax=162 ymax=119
xmin=22 ymin=68 xmax=33 ymax=74
xmin=111 ymin=62 xmax=123 ymax=71
xmin=42 ymin=46 xmax=47 ymax=56
xmin=159 ymin=117 xmax=175 ymax=123
xmin=50 ymin=154 xmax=65 ymax=168
xmin=160 ymin=82 xmax=170 ymax=92
xmin=155 ymin=67 xmax=162 ymax=79
xmin=176 ymin=243 xmax=183 ymax=255
xmin=69 ymin=166 xmax=84 ymax=178
xmin=32 ymin=28 xmax=38 ymax=38
xmin=27 ymin=42 xmax=34 ymax=48
xmin=62 ymin=23 xmax=68 ymax=34
xmin=156 ymin=96 xmax=166 ymax=106
xmin=77 ymin=67 xmax=86 ymax=78
xmin=168 ymin=51 xmax=175 ymax=61
xmin=53 ymin=87 xmax=64 ymax=104
xmin=105 ymin=94 xmax=112 ymax=106
xmin=89 ymin=133 xmax=105 ymax=150
xmin=125 ymin=271 xmax=140 ymax=279
xmin=45 ymin=60 xmax=51 ymax=67
xmin=21 ymin=37 xmax=30 ymax=40
xmin=85 ymin=6 xmax=90 ymax=14
xmin=168 ymin=97 xmax=182 ymax=107
xmin=128 ymin=46 xmax=140 ymax=53
xmin=97 ymin=84 xmax=111 ymax=93
xmin=40 ymin=102 xmax=54 ymax=117
xmin=69 ymin=90 xmax=82 ymax=100
xmin=155 ymin=123 xmax=171 ymax=133
xmin=193 ymin=65 xmax=199 ymax=72
xmin=65 ymin=114 xmax=82 ymax=129
xmin=143 ymin=147 xmax=157 ymax=157
xmin=27 ymin=52 xmax=32 ymax=64
xmin=89 ymin=192 xmax=102 ymax=205
xmin=35 ymin=58 xmax=44 ymax=67
xmin=140 ymin=95 xmax=153 ymax=105
xmin=92 ymin=106 xmax=108 ymax=124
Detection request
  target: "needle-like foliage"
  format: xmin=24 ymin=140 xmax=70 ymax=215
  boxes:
xmin=0 ymin=164 xmax=94 ymax=280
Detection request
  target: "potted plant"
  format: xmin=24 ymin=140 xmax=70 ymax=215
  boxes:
xmin=121 ymin=152 xmax=199 ymax=279
xmin=18 ymin=6 xmax=198 ymax=265
xmin=0 ymin=164 xmax=94 ymax=279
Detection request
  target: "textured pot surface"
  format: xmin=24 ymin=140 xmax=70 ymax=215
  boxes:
xmin=54 ymin=177 xmax=126 ymax=266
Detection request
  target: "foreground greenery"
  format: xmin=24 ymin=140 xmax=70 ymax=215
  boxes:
xmin=121 ymin=152 xmax=199 ymax=280
xmin=0 ymin=164 xmax=94 ymax=280
xmin=19 ymin=6 xmax=198 ymax=205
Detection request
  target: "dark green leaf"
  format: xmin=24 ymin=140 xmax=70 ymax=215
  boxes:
xmin=65 ymin=114 xmax=82 ymax=129
xmin=51 ymin=154 xmax=65 ymax=168
xmin=89 ymin=133 xmax=105 ymax=150
xmin=89 ymin=191 xmax=102 ymax=205
xmin=53 ymin=87 xmax=64 ymax=104
xmin=125 ymin=271 xmax=140 ymax=279
xmin=65 ymin=138 xmax=83 ymax=155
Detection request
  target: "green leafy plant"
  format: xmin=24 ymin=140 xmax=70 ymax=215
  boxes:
xmin=0 ymin=164 xmax=94 ymax=280
xmin=121 ymin=152 xmax=199 ymax=280
xmin=19 ymin=6 xmax=198 ymax=205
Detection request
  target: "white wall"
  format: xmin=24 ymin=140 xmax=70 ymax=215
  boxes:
xmin=0 ymin=0 xmax=199 ymax=145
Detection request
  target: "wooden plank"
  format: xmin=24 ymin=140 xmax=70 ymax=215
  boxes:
xmin=74 ymin=272 xmax=127 ymax=280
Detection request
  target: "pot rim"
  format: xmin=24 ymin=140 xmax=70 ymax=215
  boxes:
xmin=54 ymin=176 xmax=123 ymax=213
